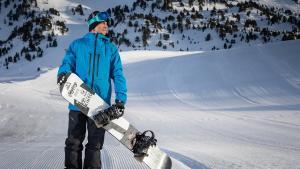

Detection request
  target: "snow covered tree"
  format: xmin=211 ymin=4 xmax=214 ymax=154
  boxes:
xmin=162 ymin=0 xmax=172 ymax=10
xmin=188 ymin=0 xmax=194 ymax=7
xmin=75 ymin=4 xmax=84 ymax=15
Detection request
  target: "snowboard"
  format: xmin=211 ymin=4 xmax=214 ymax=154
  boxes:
xmin=59 ymin=72 xmax=172 ymax=169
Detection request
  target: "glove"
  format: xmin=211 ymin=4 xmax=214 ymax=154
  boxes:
xmin=57 ymin=73 xmax=67 ymax=85
xmin=114 ymin=100 xmax=125 ymax=112
xmin=94 ymin=104 xmax=124 ymax=126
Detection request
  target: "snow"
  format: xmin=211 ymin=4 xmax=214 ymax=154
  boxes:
xmin=1 ymin=39 xmax=300 ymax=168
xmin=243 ymin=0 xmax=300 ymax=13
xmin=0 ymin=0 xmax=300 ymax=168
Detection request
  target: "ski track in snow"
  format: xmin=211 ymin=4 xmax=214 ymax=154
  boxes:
xmin=0 ymin=141 xmax=188 ymax=169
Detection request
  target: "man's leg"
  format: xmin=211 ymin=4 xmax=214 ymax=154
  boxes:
xmin=83 ymin=118 xmax=105 ymax=169
xmin=65 ymin=110 xmax=88 ymax=169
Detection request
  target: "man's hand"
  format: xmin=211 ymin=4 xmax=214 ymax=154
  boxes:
xmin=114 ymin=100 xmax=125 ymax=113
xmin=57 ymin=73 xmax=67 ymax=85
xmin=94 ymin=102 xmax=125 ymax=126
xmin=109 ymin=100 xmax=125 ymax=120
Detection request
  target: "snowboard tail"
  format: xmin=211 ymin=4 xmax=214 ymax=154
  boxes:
xmin=60 ymin=73 xmax=172 ymax=169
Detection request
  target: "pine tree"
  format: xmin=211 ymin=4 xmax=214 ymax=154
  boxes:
xmin=205 ymin=33 xmax=211 ymax=41
xmin=188 ymin=0 xmax=194 ymax=7
xmin=156 ymin=41 xmax=162 ymax=47
xmin=128 ymin=20 xmax=133 ymax=27
xmin=75 ymin=4 xmax=84 ymax=15
xmin=163 ymin=34 xmax=170 ymax=40
xmin=142 ymin=27 xmax=151 ymax=47
xmin=25 ymin=53 xmax=31 ymax=61
xmin=52 ymin=39 xmax=58 ymax=47
xmin=162 ymin=0 xmax=172 ymax=10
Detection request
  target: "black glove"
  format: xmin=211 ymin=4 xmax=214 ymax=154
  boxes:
xmin=114 ymin=100 xmax=125 ymax=112
xmin=107 ymin=100 xmax=125 ymax=120
xmin=94 ymin=104 xmax=124 ymax=126
xmin=57 ymin=73 xmax=67 ymax=85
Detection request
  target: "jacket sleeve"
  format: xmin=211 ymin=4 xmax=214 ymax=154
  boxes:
xmin=57 ymin=41 xmax=76 ymax=76
xmin=110 ymin=48 xmax=127 ymax=103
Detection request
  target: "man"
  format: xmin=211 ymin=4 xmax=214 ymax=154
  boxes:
xmin=57 ymin=11 xmax=127 ymax=169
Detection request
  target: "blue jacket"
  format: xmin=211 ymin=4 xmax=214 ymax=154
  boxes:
xmin=58 ymin=32 xmax=127 ymax=110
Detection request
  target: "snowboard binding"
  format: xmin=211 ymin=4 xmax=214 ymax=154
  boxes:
xmin=132 ymin=130 xmax=157 ymax=157
xmin=93 ymin=104 xmax=124 ymax=125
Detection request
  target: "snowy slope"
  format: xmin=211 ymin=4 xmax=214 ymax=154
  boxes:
xmin=243 ymin=0 xmax=300 ymax=13
xmin=1 ymin=39 xmax=300 ymax=168
xmin=122 ymin=40 xmax=300 ymax=169
xmin=0 ymin=0 xmax=136 ymax=80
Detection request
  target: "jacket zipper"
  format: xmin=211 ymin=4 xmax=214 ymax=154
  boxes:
xmin=96 ymin=54 xmax=100 ymax=77
xmin=91 ymin=33 xmax=98 ymax=89
xmin=88 ymin=53 xmax=92 ymax=75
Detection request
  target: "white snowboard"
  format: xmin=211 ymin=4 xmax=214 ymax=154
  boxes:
xmin=59 ymin=73 xmax=172 ymax=169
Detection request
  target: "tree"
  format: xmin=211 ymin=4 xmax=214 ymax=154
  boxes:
xmin=162 ymin=0 xmax=172 ymax=10
xmin=205 ymin=33 xmax=211 ymax=41
xmin=128 ymin=20 xmax=133 ymax=27
xmin=134 ymin=21 xmax=139 ymax=32
xmin=163 ymin=34 xmax=170 ymax=41
xmin=185 ymin=18 xmax=191 ymax=29
xmin=48 ymin=33 xmax=53 ymax=42
xmin=167 ymin=24 xmax=172 ymax=33
xmin=198 ymin=0 xmax=204 ymax=11
xmin=244 ymin=19 xmax=257 ymax=28
xmin=224 ymin=43 xmax=227 ymax=49
xmin=124 ymin=5 xmax=129 ymax=13
xmin=49 ymin=8 xmax=60 ymax=16
xmin=52 ymin=39 xmax=58 ymax=47
xmin=156 ymin=40 xmax=162 ymax=47
xmin=56 ymin=21 xmax=68 ymax=34
xmin=188 ymin=0 xmax=194 ymax=7
xmin=142 ymin=27 xmax=151 ymax=47
xmin=75 ymin=4 xmax=84 ymax=15
xmin=25 ymin=53 xmax=32 ymax=61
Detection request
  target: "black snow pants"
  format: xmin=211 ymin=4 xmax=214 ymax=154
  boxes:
xmin=65 ymin=110 xmax=105 ymax=169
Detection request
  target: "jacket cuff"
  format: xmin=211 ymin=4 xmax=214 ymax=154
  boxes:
xmin=115 ymin=92 xmax=127 ymax=104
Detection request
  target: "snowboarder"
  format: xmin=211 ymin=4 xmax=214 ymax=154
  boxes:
xmin=57 ymin=11 xmax=127 ymax=169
